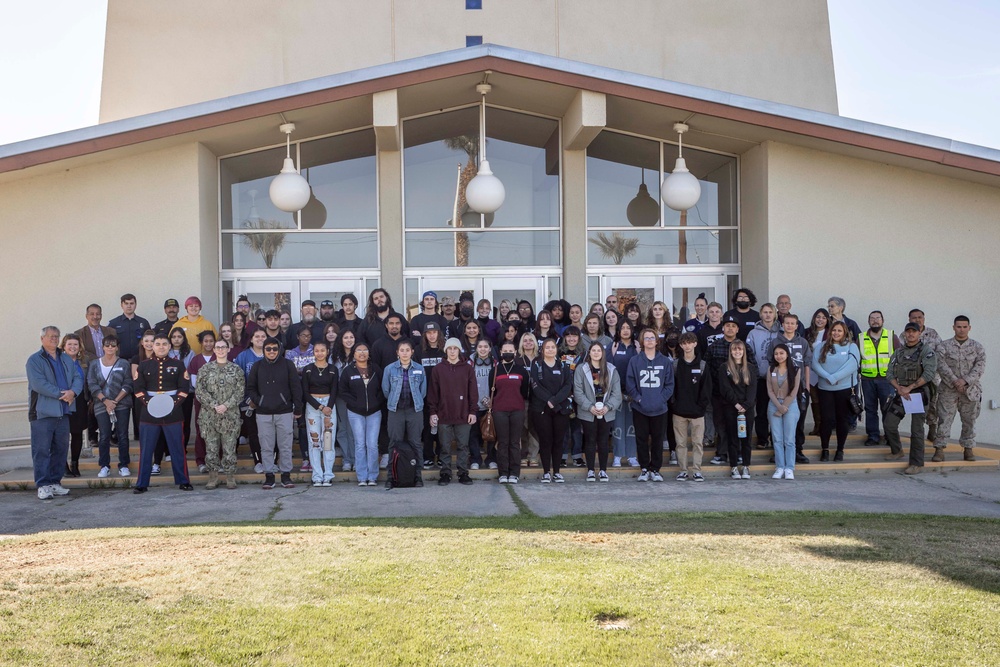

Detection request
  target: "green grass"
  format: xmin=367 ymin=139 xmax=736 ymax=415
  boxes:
xmin=1 ymin=510 xmax=999 ymax=666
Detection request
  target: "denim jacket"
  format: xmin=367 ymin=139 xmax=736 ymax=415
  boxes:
xmin=26 ymin=348 xmax=84 ymax=420
xmin=381 ymin=360 xmax=427 ymax=412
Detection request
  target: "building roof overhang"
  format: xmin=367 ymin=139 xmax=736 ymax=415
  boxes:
xmin=2 ymin=43 xmax=999 ymax=185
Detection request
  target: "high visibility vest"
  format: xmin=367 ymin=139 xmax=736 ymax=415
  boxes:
xmin=859 ymin=330 xmax=894 ymax=378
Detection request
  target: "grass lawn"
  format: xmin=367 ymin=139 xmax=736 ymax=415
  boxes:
xmin=1 ymin=502 xmax=999 ymax=666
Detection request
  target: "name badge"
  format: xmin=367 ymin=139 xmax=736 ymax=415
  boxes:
xmin=691 ymin=369 xmax=701 ymax=374
xmin=771 ymin=372 xmax=777 ymax=376
xmin=351 ymin=375 xmax=361 ymax=380
xmin=552 ymin=370 xmax=561 ymax=375
xmin=413 ymin=370 xmax=423 ymax=375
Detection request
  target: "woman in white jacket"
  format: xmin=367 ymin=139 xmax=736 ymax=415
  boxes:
xmin=573 ymin=342 xmax=623 ymax=482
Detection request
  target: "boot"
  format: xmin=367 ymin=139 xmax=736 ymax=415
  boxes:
xmin=964 ymin=448 xmax=976 ymax=462
xmin=205 ymin=470 xmax=219 ymax=490
xmin=931 ymin=448 xmax=945 ymax=462
xmin=226 ymin=473 xmax=237 ymax=489
xmin=833 ymin=449 xmax=844 ymax=462
xmin=820 ymin=449 xmax=829 ymax=462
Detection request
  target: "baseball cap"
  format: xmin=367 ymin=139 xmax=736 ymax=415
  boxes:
xmin=444 ymin=337 xmax=462 ymax=351
xmin=301 ymin=299 xmax=316 ymax=308
xmin=422 ymin=291 xmax=438 ymax=300
xmin=163 ymin=298 xmax=179 ymax=308
xmin=722 ymin=314 xmax=740 ymax=325
xmin=320 ymin=300 xmax=334 ymax=307
xmin=424 ymin=322 xmax=441 ymax=332
xmin=441 ymin=297 xmax=456 ymax=306
xmin=904 ymin=322 xmax=921 ymax=332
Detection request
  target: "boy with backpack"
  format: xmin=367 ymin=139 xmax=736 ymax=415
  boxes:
xmin=381 ymin=339 xmax=427 ymax=489
xmin=672 ymin=333 xmax=713 ymax=481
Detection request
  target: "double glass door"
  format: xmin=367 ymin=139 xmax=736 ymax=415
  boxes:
xmin=406 ymin=276 xmax=546 ymax=320
xmin=602 ymin=274 xmax=728 ymax=327
xmin=232 ymin=278 xmax=368 ymax=318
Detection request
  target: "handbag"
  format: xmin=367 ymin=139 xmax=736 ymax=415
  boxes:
xmin=480 ymin=375 xmax=497 ymax=443
xmin=847 ymin=352 xmax=863 ymax=418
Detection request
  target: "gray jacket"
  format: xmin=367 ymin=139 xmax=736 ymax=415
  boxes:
xmin=573 ymin=362 xmax=623 ymax=422
xmin=86 ymin=358 xmax=134 ymax=414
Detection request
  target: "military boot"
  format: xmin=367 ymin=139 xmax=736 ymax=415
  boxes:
xmin=964 ymin=448 xmax=976 ymax=462
xmin=205 ymin=470 xmax=219 ymax=490
xmin=226 ymin=473 xmax=237 ymax=489
xmin=931 ymin=448 xmax=945 ymax=463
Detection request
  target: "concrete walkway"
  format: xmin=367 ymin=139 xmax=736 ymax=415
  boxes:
xmin=1 ymin=469 xmax=998 ymax=536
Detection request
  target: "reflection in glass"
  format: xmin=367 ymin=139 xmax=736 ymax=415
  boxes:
xmin=221 ymin=147 xmax=297 ymax=230
xmin=299 ymin=130 xmax=377 ymax=230
xmin=405 ymin=231 xmax=559 ymax=268
xmin=587 ymin=230 xmax=737 ymax=266
xmin=223 ymin=232 xmax=378 ymax=270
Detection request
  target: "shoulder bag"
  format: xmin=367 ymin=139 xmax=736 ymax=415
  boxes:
xmin=480 ymin=372 xmax=497 ymax=443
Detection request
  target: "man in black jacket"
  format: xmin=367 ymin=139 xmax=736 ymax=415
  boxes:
xmin=248 ymin=337 xmax=303 ymax=489
xmin=672 ymin=333 xmax=712 ymax=482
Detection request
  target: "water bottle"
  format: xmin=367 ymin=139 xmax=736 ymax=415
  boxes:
xmin=323 ymin=430 xmax=333 ymax=452
xmin=737 ymin=414 xmax=747 ymax=439
xmin=431 ymin=423 xmax=438 ymax=435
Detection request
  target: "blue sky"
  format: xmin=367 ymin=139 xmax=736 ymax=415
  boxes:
xmin=0 ymin=0 xmax=998 ymax=150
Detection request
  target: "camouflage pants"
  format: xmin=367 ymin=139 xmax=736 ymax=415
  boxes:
xmin=200 ymin=418 xmax=240 ymax=474
xmin=925 ymin=382 xmax=938 ymax=437
xmin=934 ymin=386 xmax=981 ymax=449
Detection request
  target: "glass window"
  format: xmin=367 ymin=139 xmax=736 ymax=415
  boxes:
xmin=405 ymin=230 xmax=559 ymax=268
xmin=466 ymin=35 xmax=483 ymax=47
xmin=222 ymin=232 xmax=378 ymax=270
xmin=221 ymin=146 xmax=297 ymax=230
xmin=587 ymin=132 xmax=660 ymax=229
xmin=587 ymin=229 xmax=738 ymax=266
xmin=298 ymin=129 xmax=377 ymax=229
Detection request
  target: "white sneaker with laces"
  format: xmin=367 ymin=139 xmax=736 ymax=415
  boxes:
xmin=586 ymin=470 xmax=596 ymax=482
xmin=784 ymin=468 xmax=795 ymax=480
xmin=668 ymin=452 xmax=678 ymax=466
xmin=488 ymin=462 xmax=498 ymax=470
xmin=470 ymin=462 xmax=480 ymax=470
xmin=498 ymin=476 xmax=508 ymax=484
xmin=553 ymin=473 xmax=565 ymax=483
xmin=119 ymin=466 xmax=130 ymax=477
xmin=598 ymin=470 xmax=609 ymax=482
xmin=541 ymin=473 xmax=551 ymax=483
xmin=50 ymin=484 xmax=70 ymax=496
xmin=612 ymin=456 xmax=622 ymax=468
xmin=254 ymin=463 xmax=264 ymax=474
xmin=379 ymin=454 xmax=389 ymax=469
xmin=741 ymin=466 xmax=751 ymax=480
xmin=164 ymin=455 xmax=171 ymax=462
xmin=151 ymin=464 xmax=161 ymax=476
xmin=637 ymin=469 xmax=650 ymax=482
xmin=341 ymin=463 xmax=352 ymax=472
xmin=651 ymin=471 xmax=664 ymax=482
xmin=676 ymin=471 xmax=689 ymax=481
xmin=198 ymin=464 xmax=208 ymax=474
xmin=508 ymin=476 xmax=518 ymax=484
xmin=731 ymin=466 xmax=741 ymax=479
xmin=772 ymin=468 xmax=784 ymax=479
xmin=693 ymin=472 xmax=705 ymax=482
xmin=97 ymin=466 xmax=111 ymax=478
xmin=37 ymin=485 xmax=53 ymax=500
xmin=628 ymin=457 xmax=640 ymax=467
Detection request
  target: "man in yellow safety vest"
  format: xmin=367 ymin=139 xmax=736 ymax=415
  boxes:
xmin=858 ymin=311 xmax=901 ymax=446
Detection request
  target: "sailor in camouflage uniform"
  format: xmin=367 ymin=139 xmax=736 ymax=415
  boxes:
xmin=932 ymin=316 xmax=986 ymax=463
xmin=884 ymin=322 xmax=938 ymax=475
xmin=196 ymin=339 xmax=245 ymax=489
xmin=908 ymin=308 xmax=942 ymax=441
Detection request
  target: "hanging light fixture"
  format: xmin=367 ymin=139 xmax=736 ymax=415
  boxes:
xmin=464 ymin=73 xmax=506 ymax=215
xmin=660 ymin=122 xmax=702 ymax=212
xmin=626 ymin=167 xmax=660 ymax=227
xmin=269 ymin=122 xmax=312 ymax=213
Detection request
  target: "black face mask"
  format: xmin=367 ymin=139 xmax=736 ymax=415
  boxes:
xmin=460 ymin=307 xmax=474 ymax=318
xmin=736 ymin=300 xmax=750 ymax=309
xmin=501 ymin=352 xmax=515 ymax=362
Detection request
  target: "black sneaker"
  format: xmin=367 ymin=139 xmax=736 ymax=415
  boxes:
xmin=179 ymin=484 xmax=194 ymax=491
xmin=573 ymin=457 xmax=585 ymax=468
xmin=458 ymin=473 xmax=474 ymax=486
xmin=414 ymin=477 xmax=424 ymax=488
xmin=385 ymin=479 xmax=394 ymax=490
xmin=796 ymin=453 xmax=810 ymax=464
xmin=263 ymin=474 xmax=275 ymax=490
xmin=864 ymin=438 xmax=880 ymax=447
xmin=133 ymin=487 xmax=147 ymax=494
xmin=438 ymin=473 xmax=451 ymax=486
xmin=280 ymin=473 xmax=295 ymax=489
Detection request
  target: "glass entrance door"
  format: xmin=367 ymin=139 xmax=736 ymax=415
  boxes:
xmin=483 ymin=277 xmax=545 ymax=318
xmin=302 ymin=279 xmax=367 ymax=318
xmin=233 ymin=279 xmax=365 ymax=319
xmin=601 ymin=274 xmax=727 ymax=327
xmin=408 ymin=276 xmax=547 ymax=320
xmin=603 ymin=276 xmax=660 ymax=319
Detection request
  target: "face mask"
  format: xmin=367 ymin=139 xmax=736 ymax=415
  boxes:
xmin=501 ymin=352 xmax=515 ymax=362
xmin=736 ymin=300 xmax=750 ymax=309
xmin=460 ymin=307 xmax=473 ymax=318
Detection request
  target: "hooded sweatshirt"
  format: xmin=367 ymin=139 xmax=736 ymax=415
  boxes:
xmin=625 ymin=350 xmax=675 ymax=417
xmin=427 ymin=358 xmax=478 ymax=424
xmin=247 ymin=355 xmax=303 ymax=415
xmin=670 ymin=355 xmax=712 ymax=418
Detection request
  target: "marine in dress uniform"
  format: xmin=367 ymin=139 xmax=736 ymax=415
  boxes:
xmin=133 ymin=335 xmax=192 ymax=492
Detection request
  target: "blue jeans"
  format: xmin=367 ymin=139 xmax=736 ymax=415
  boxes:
xmin=861 ymin=376 xmax=892 ymax=441
xmin=611 ymin=401 xmax=636 ymax=459
xmin=335 ymin=397 xmax=355 ymax=467
xmin=30 ymin=416 xmax=69 ymax=488
xmin=767 ymin=401 xmax=800 ymax=470
xmin=96 ymin=406 xmax=131 ymax=469
xmin=306 ymin=397 xmax=336 ymax=484
xmin=349 ymin=411 xmax=381 ymax=483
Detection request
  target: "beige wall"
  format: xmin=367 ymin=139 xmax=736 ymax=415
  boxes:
xmin=100 ymin=0 xmax=838 ymax=122
xmin=764 ymin=141 xmax=1000 ymax=444
xmin=0 ymin=142 xmax=219 ymax=441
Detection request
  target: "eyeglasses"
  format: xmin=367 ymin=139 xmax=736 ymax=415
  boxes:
xmin=264 ymin=346 xmax=279 ymax=352
xmin=103 ymin=342 xmax=118 ymax=347
xmin=257 ymin=317 xmax=266 ymax=322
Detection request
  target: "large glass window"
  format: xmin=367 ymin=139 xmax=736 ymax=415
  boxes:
xmin=586 ymin=130 xmax=738 ymax=266
xmin=220 ymin=128 xmax=378 ymax=270
xmin=403 ymin=107 xmax=560 ymax=267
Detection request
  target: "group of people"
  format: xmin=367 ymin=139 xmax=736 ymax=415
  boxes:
xmin=26 ymin=287 xmax=985 ymax=499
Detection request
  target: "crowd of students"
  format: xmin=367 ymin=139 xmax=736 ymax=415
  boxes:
xmin=28 ymin=286 xmax=971 ymax=498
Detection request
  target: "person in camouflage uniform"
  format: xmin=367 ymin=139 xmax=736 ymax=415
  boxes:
xmin=908 ymin=308 xmax=942 ymax=441
xmin=196 ymin=339 xmax=245 ymax=489
xmin=933 ymin=315 xmax=986 ymax=462
xmin=884 ymin=322 xmax=938 ymax=475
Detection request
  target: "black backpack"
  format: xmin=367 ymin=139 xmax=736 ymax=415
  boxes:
xmin=390 ymin=441 xmax=420 ymax=488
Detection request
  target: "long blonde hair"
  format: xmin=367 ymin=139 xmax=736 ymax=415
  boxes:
xmin=518 ymin=332 xmax=538 ymax=361
xmin=726 ymin=339 xmax=752 ymax=386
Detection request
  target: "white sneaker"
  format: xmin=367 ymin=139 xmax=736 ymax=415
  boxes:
xmin=119 ymin=466 xmax=130 ymax=477
xmin=741 ymin=466 xmax=751 ymax=480
xmin=239 ymin=436 xmax=248 ymax=445
xmin=198 ymin=464 xmax=208 ymax=474
xmin=637 ymin=469 xmax=650 ymax=482
xmin=668 ymin=452 xmax=678 ymax=466
xmin=164 ymin=455 xmax=171 ymax=462
xmin=651 ymin=472 xmax=664 ymax=482
xmin=772 ymin=468 xmax=784 ymax=479
xmin=97 ymin=466 xmax=111 ymax=478
xmin=784 ymin=468 xmax=795 ymax=480
xmin=498 ymin=476 xmax=509 ymax=484
xmin=612 ymin=456 xmax=622 ymax=468
xmin=541 ymin=473 xmax=551 ymax=483
xmin=586 ymin=470 xmax=596 ymax=482
xmin=379 ymin=454 xmax=389 ymax=470
xmin=628 ymin=457 xmax=640 ymax=467
xmin=553 ymin=473 xmax=565 ymax=483
xmin=254 ymin=463 xmax=264 ymax=474
xmin=731 ymin=467 xmax=741 ymax=479
xmin=676 ymin=471 xmax=689 ymax=481
xmin=471 ymin=462 xmax=480 ymax=470
xmin=37 ymin=485 xmax=53 ymax=500
xmin=341 ymin=463 xmax=352 ymax=472
xmin=598 ymin=470 xmax=609 ymax=482
xmin=358 ymin=481 xmax=367 ymax=487
xmin=488 ymin=462 xmax=498 ymax=470
xmin=508 ymin=476 xmax=518 ymax=484
xmin=50 ymin=484 xmax=70 ymax=496
xmin=151 ymin=464 xmax=161 ymax=476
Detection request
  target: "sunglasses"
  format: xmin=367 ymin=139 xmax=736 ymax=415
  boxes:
xmin=264 ymin=346 xmax=279 ymax=352
xmin=103 ymin=342 xmax=118 ymax=347
xmin=257 ymin=317 xmax=266 ymax=322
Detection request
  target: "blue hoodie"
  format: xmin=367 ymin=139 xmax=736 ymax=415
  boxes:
xmin=625 ymin=351 xmax=675 ymax=416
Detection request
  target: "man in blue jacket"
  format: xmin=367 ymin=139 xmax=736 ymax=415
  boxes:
xmin=626 ymin=328 xmax=675 ymax=482
xmin=27 ymin=326 xmax=84 ymax=500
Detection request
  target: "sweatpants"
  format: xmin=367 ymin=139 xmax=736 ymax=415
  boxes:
xmin=257 ymin=412 xmax=294 ymax=475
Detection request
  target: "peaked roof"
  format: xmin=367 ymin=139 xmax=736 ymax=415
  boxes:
xmin=2 ymin=43 xmax=999 ymax=178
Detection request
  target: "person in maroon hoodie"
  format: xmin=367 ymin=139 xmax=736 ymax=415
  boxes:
xmin=490 ymin=341 xmax=530 ymax=484
xmin=427 ymin=338 xmax=479 ymax=486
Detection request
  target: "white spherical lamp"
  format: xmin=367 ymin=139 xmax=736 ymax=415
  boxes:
xmin=660 ymin=157 xmax=702 ymax=212
xmin=269 ymin=157 xmax=312 ymax=212
xmin=465 ymin=159 xmax=506 ymax=214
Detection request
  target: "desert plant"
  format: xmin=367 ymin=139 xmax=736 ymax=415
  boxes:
xmin=241 ymin=219 xmax=288 ymax=269
xmin=589 ymin=232 xmax=640 ymax=265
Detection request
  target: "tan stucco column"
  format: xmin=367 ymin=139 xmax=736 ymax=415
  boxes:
xmin=374 ymin=90 xmax=404 ymax=298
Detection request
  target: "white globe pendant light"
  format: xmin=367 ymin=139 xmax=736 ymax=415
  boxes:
xmin=626 ymin=168 xmax=660 ymax=227
xmin=269 ymin=122 xmax=312 ymax=213
xmin=464 ymin=77 xmax=506 ymax=215
xmin=661 ymin=122 xmax=702 ymax=212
